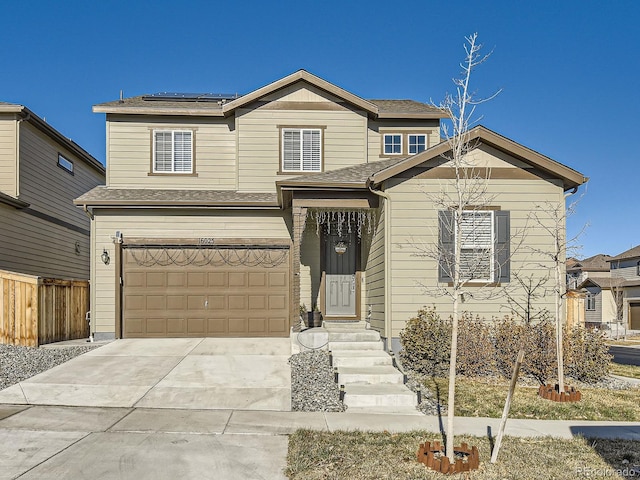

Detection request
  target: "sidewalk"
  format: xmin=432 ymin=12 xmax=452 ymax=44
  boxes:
xmin=1 ymin=404 xmax=638 ymax=480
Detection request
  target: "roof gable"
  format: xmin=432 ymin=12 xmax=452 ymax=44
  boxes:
xmin=369 ymin=125 xmax=587 ymax=191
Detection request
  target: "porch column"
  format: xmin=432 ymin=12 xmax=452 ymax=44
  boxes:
xmin=292 ymin=206 xmax=307 ymax=325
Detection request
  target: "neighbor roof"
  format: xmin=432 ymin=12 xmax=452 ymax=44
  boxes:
xmin=578 ymin=276 xmax=624 ymax=289
xmin=608 ymin=245 xmax=640 ymax=262
xmin=0 ymin=103 xmax=104 ymax=175
xmin=567 ymin=254 xmax=612 ymax=272
xmin=93 ymin=69 xmax=446 ymax=120
xmin=74 ymin=186 xmax=279 ymax=208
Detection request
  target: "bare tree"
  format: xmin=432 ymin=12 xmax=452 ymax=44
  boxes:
xmin=414 ymin=33 xmax=505 ymax=462
xmin=503 ymin=273 xmax=551 ymax=324
xmin=528 ymin=196 xmax=586 ymax=393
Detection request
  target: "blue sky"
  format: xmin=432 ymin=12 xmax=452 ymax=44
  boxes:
xmin=1 ymin=0 xmax=637 ymax=258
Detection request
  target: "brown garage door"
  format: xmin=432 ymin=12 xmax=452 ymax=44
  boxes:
xmin=122 ymin=245 xmax=290 ymax=338
xmin=630 ymin=303 xmax=640 ymax=330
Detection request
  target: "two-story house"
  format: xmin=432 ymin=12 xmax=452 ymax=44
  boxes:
xmin=0 ymin=103 xmax=105 ymax=279
xmin=608 ymin=245 xmax=640 ymax=331
xmin=76 ymin=70 xmax=587 ymax=350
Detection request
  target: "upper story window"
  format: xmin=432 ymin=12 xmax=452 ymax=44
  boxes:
xmin=57 ymin=154 xmax=74 ymax=174
xmin=408 ymin=134 xmax=427 ymax=154
xmin=153 ymin=130 xmax=193 ymax=173
xmin=383 ymin=134 xmax=402 ymax=155
xmin=636 ymin=261 xmax=640 ymax=276
xmin=282 ymin=128 xmax=322 ymax=172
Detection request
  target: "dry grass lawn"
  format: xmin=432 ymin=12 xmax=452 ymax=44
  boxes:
xmin=287 ymin=430 xmax=640 ymax=479
xmin=422 ymin=377 xmax=639 ymax=421
xmin=610 ymin=363 xmax=640 ymax=380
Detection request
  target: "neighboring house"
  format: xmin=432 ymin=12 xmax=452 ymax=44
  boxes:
xmin=608 ymin=245 xmax=640 ymax=331
xmin=76 ymin=70 xmax=587 ymax=350
xmin=0 ymin=103 xmax=105 ymax=279
xmin=566 ymin=254 xmax=622 ymax=328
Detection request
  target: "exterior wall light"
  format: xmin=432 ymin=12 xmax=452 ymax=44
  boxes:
xmin=101 ymin=249 xmax=110 ymax=265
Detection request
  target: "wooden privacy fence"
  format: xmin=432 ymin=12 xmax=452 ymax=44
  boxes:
xmin=0 ymin=269 xmax=89 ymax=347
xmin=565 ymin=289 xmax=586 ymax=329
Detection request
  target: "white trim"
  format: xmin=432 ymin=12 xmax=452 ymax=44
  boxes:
xmin=456 ymin=210 xmax=495 ymax=282
xmin=152 ymin=130 xmax=193 ymax=174
xmin=281 ymin=128 xmax=322 ymax=172
xmin=408 ymin=134 xmax=427 ymax=154
xmin=383 ymin=133 xmax=403 ymax=155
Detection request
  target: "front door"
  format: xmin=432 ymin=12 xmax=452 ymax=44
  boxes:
xmin=324 ymin=230 xmax=357 ymax=317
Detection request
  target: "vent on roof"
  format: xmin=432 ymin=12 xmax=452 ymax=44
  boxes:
xmin=142 ymin=92 xmax=241 ymax=102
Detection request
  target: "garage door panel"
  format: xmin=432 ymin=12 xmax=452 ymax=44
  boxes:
xmin=167 ymin=272 xmax=186 ymax=287
xmin=269 ymin=272 xmax=287 ymax=287
xmin=630 ymin=304 xmax=640 ymax=330
xmin=123 ymin=246 xmax=289 ymax=338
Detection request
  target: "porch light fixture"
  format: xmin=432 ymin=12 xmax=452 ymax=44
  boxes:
xmin=334 ymin=241 xmax=348 ymax=255
xmin=101 ymin=249 xmax=110 ymax=265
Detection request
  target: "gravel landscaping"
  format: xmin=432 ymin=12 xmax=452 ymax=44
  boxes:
xmin=0 ymin=344 xmax=97 ymax=391
xmin=289 ymin=350 xmax=346 ymax=412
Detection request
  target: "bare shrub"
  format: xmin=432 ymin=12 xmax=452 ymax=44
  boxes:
xmin=457 ymin=313 xmax=495 ymax=376
xmin=564 ymin=327 xmax=612 ymax=383
xmin=524 ymin=319 xmax=557 ymax=385
xmin=399 ymin=307 xmax=451 ymax=377
xmin=493 ymin=316 xmax=528 ymax=378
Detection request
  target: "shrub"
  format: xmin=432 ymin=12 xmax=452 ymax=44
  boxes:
xmin=494 ymin=316 xmax=528 ymax=378
xmin=524 ymin=319 xmax=557 ymax=385
xmin=564 ymin=326 xmax=612 ymax=383
xmin=399 ymin=307 xmax=451 ymax=377
xmin=457 ymin=313 xmax=495 ymax=376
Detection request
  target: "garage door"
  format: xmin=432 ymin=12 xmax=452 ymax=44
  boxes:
xmin=122 ymin=245 xmax=290 ymax=338
xmin=630 ymin=303 xmax=640 ymax=330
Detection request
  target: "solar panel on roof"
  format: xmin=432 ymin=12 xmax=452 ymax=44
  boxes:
xmin=142 ymin=92 xmax=241 ymax=102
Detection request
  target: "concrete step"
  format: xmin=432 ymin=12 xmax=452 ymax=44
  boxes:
xmin=345 ymin=406 xmax=422 ymax=416
xmin=328 ymin=330 xmax=381 ymax=342
xmin=343 ymin=383 xmax=417 ymax=408
xmin=330 ymin=350 xmax=392 ymax=368
xmin=338 ymin=366 xmax=404 ymax=385
xmin=328 ymin=341 xmax=383 ymax=351
xmin=323 ymin=321 xmax=368 ymax=330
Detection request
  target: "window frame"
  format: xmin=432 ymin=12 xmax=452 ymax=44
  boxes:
xmin=586 ymin=293 xmax=596 ymax=311
xmin=151 ymin=129 xmax=194 ymax=175
xmin=383 ymin=133 xmax=403 ymax=156
xmin=456 ymin=210 xmax=495 ymax=283
xmin=408 ymin=134 xmax=427 ymax=154
xmin=280 ymin=127 xmax=323 ymax=173
xmin=57 ymin=154 xmax=74 ymax=175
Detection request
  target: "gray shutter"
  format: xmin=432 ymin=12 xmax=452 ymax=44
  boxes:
xmin=495 ymin=210 xmax=510 ymax=283
xmin=438 ymin=210 xmax=454 ymax=282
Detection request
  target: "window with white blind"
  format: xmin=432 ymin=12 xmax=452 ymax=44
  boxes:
xmin=153 ymin=130 xmax=193 ymax=173
xmin=439 ymin=209 xmax=510 ymax=284
xmin=458 ymin=210 xmax=494 ymax=282
xmin=282 ymin=128 xmax=322 ymax=172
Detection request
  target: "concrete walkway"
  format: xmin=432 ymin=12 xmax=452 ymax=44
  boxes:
xmin=0 ymin=338 xmax=291 ymax=411
xmin=1 ymin=404 xmax=639 ymax=480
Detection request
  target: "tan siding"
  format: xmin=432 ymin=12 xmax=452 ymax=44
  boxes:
xmin=387 ymin=161 xmax=565 ymax=338
xmin=0 ymin=204 xmax=91 ymax=279
xmin=261 ymin=83 xmax=342 ymax=103
xmin=237 ymin=106 xmax=367 ymax=191
xmin=365 ymin=205 xmax=385 ymax=332
xmin=106 ymin=115 xmax=237 ymax=189
xmin=92 ymin=209 xmax=291 ymax=334
xmin=18 ymin=122 xmax=104 ymax=227
xmin=367 ymin=119 xmax=441 ymax=162
xmin=0 ymin=117 xmax=17 ymax=196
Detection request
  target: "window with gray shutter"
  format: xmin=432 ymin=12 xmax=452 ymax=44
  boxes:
xmin=282 ymin=128 xmax=321 ymax=172
xmin=438 ymin=209 xmax=510 ymax=283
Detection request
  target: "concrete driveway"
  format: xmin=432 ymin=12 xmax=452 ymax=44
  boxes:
xmin=0 ymin=338 xmax=292 ymax=411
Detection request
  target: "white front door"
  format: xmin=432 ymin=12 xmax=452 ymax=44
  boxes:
xmin=325 ymin=231 xmax=357 ymax=317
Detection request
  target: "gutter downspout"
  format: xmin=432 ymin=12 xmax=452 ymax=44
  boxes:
xmin=368 ymin=182 xmax=393 ymax=351
xmin=16 ymin=112 xmax=31 ymax=197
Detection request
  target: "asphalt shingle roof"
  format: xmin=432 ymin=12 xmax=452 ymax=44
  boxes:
xmin=608 ymin=245 xmax=640 ymax=262
xmin=75 ymin=187 xmax=278 ymax=207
